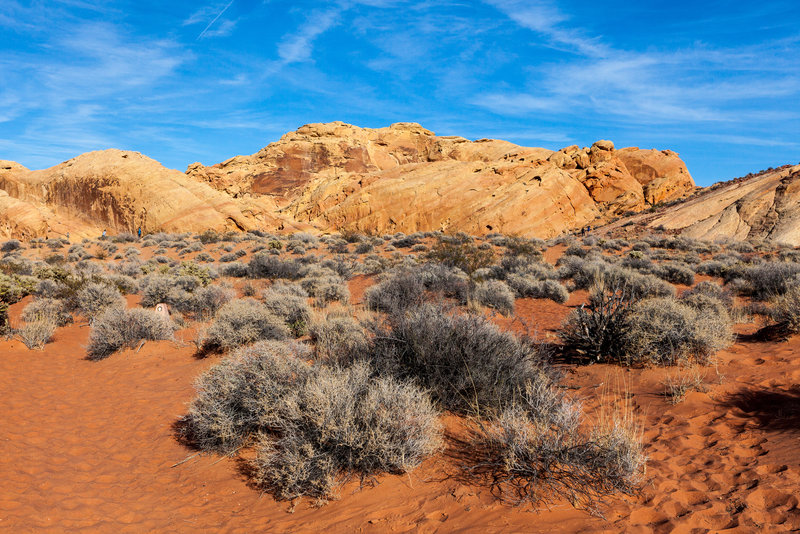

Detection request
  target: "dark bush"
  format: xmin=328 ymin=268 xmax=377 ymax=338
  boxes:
xmin=248 ymin=253 xmax=302 ymax=279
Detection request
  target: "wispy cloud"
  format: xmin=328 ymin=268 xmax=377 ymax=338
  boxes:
xmin=277 ymin=8 xmax=340 ymax=64
xmin=197 ymin=0 xmax=235 ymax=39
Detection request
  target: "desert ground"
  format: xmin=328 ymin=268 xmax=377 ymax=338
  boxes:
xmin=1 ymin=228 xmax=799 ymax=533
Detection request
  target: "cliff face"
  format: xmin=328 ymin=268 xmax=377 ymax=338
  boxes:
xmin=0 ymin=122 xmax=698 ymax=239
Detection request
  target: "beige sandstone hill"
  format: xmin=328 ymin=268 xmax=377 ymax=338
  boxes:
xmin=0 ymin=150 xmax=261 ymax=238
xmin=642 ymin=164 xmax=800 ymax=244
xmin=187 ymin=122 xmax=695 ymax=237
xmin=0 ymin=122 xmax=696 ymax=239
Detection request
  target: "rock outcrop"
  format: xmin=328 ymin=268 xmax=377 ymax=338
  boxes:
xmin=0 ymin=150 xmax=256 ymax=237
xmin=642 ymin=165 xmax=800 ymax=244
xmin=186 ymin=122 xmax=695 ymax=237
xmin=0 ymin=122 xmax=697 ymax=240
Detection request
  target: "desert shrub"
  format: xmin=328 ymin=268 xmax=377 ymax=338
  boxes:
xmin=75 ymin=282 xmax=125 ymax=321
xmin=740 ymin=262 xmax=800 ymax=300
xmin=682 ymin=281 xmax=734 ymax=308
xmin=309 ymin=315 xmax=370 ymax=365
xmin=18 ymin=318 xmax=57 ymax=349
xmin=219 ymin=262 xmax=248 ymax=277
xmin=262 ymin=284 xmax=312 ymax=336
xmin=507 ymin=275 xmax=569 ymax=303
xmin=770 ymin=284 xmax=800 ymax=333
xmin=184 ymin=343 xmax=442 ymax=500
xmin=185 ymin=284 xmax=235 ymax=320
xmin=195 ymin=252 xmax=215 ymax=263
xmin=202 ymin=298 xmax=288 ymax=352
xmin=248 ymin=253 xmax=302 ymax=280
xmin=559 ymin=276 xmax=640 ymax=363
xmin=653 ymin=262 xmax=695 ymax=285
xmin=197 ymin=230 xmax=221 ymax=244
xmin=21 ymin=298 xmax=73 ymax=327
xmin=465 ymin=383 xmax=643 ymax=510
xmin=299 ymin=269 xmax=350 ymax=307
xmin=87 ymin=307 xmax=173 ymax=360
xmin=139 ymin=274 xmax=195 ymax=309
xmin=253 ymin=363 xmax=441 ymax=501
xmin=417 ymin=263 xmax=470 ymax=303
xmin=364 ymin=270 xmax=424 ymax=313
xmin=354 ymin=242 xmax=373 ymax=254
xmin=1 ymin=239 xmax=22 ymax=253
xmin=367 ymin=303 xmax=547 ymax=415
xmin=219 ymin=253 xmax=238 ymax=263
xmin=425 ymin=239 xmax=494 ymax=276
xmin=624 ymin=297 xmax=734 ymax=365
xmin=474 ymin=280 xmax=515 ymax=315
xmin=559 ymin=258 xmax=674 ymax=299
xmin=184 ymin=341 xmax=313 ymax=454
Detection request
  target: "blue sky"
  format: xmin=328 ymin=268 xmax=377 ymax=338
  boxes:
xmin=1 ymin=1 xmax=798 ymax=186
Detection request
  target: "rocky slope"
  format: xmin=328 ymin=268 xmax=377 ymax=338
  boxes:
xmin=1 ymin=122 xmax=696 ymax=239
xmin=602 ymin=164 xmax=800 ymax=245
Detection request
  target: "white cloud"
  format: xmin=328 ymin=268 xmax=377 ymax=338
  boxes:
xmin=277 ymin=8 xmax=340 ymax=64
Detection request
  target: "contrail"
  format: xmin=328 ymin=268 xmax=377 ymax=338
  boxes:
xmin=197 ymin=0 xmax=235 ymax=39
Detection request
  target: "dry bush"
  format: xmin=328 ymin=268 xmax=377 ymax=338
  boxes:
xmin=365 ymin=270 xmax=425 ymax=313
xmin=770 ymin=284 xmax=800 ymax=333
xmin=741 ymin=262 xmax=800 ymax=300
xmin=248 ymin=253 xmax=302 ymax=279
xmin=87 ymin=307 xmax=173 ymax=360
xmin=202 ymin=298 xmax=288 ymax=352
xmin=559 ymin=276 xmax=639 ymax=363
xmin=653 ymin=262 xmax=695 ymax=285
xmin=300 ymin=273 xmax=350 ymax=308
xmin=18 ymin=317 xmax=57 ymax=349
xmin=185 ymin=284 xmax=236 ymax=320
xmin=252 ymin=362 xmax=442 ymax=501
xmin=473 ymin=280 xmax=515 ymax=315
xmin=507 ymin=275 xmax=569 ymax=303
xmin=558 ymin=258 xmax=674 ymax=299
xmin=624 ymin=297 xmax=734 ymax=365
xmin=75 ymin=282 xmax=125 ymax=322
xmin=184 ymin=341 xmax=313 ymax=454
xmin=184 ymin=343 xmax=442 ymax=501
xmin=309 ymin=314 xmax=370 ymax=365
xmin=464 ymin=381 xmax=644 ymax=511
xmin=21 ymin=298 xmax=73 ymax=327
xmin=425 ymin=239 xmax=494 ymax=276
xmin=367 ymin=303 xmax=548 ymax=415
xmin=262 ymin=284 xmax=311 ymax=336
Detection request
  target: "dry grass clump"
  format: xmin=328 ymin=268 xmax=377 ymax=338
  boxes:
xmin=87 ymin=307 xmax=173 ymax=360
xmin=662 ymin=367 xmax=707 ymax=404
xmin=183 ymin=342 xmax=442 ymax=501
xmin=473 ymin=280 xmax=515 ymax=315
xmin=624 ymin=297 xmax=733 ymax=366
xmin=18 ymin=317 xmax=57 ymax=349
xmin=201 ymin=298 xmax=288 ymax=352
xmin=464 ymin=380 xmax=644 ymax=511
xmin=21 ymin=298 xmax=73 ymax=327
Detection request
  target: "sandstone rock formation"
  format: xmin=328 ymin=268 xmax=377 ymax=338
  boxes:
xmin=187 ymin=122 xmax=695 ymax=237
xmin=643 ymin=164 xmax=800 ymax=244
xmin=0 ymin=122 xmax=697 ymax=240
xmin=0 ymin=150 xmax=257 ymax=238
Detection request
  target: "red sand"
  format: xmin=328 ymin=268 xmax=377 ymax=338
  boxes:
xmin=2 ymin=245 xmax=800 ymax=532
